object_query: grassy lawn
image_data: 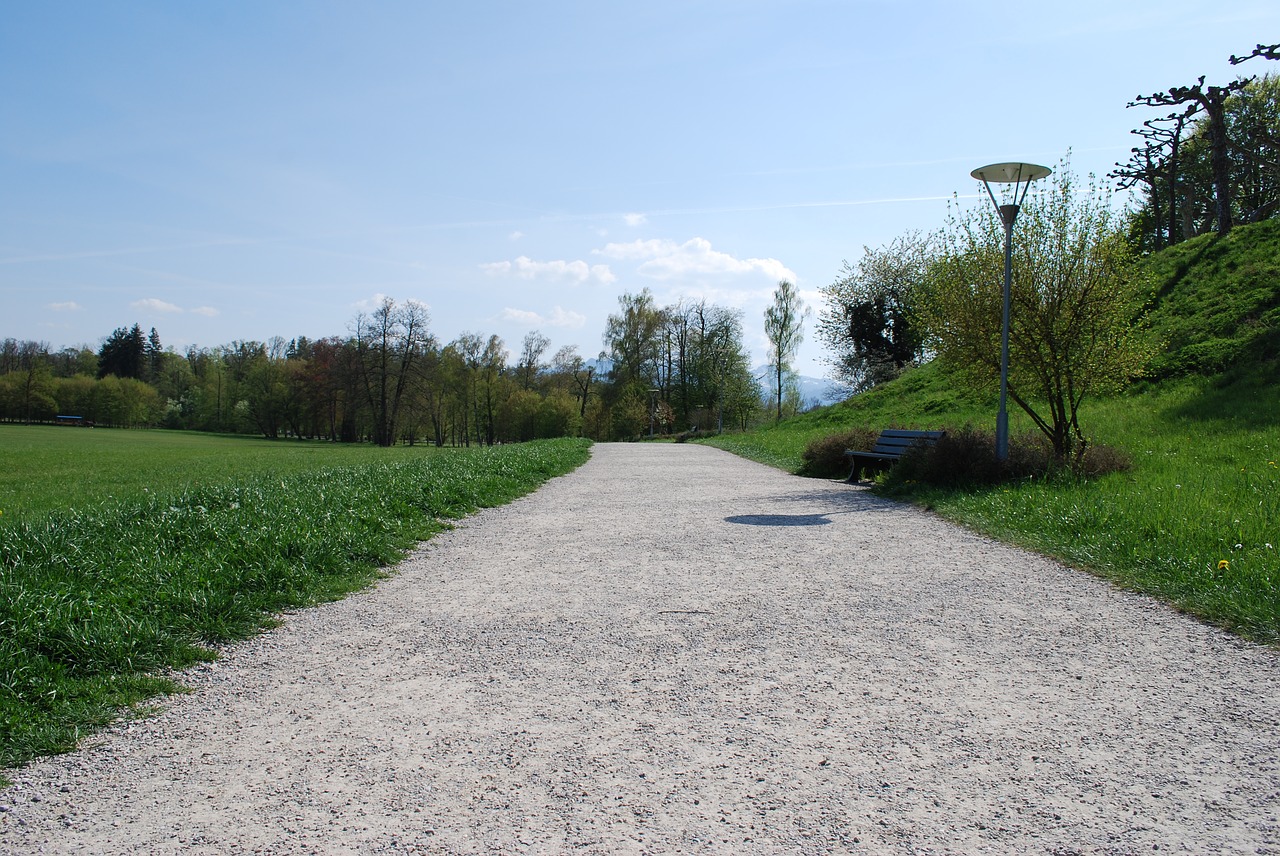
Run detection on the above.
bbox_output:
[0,425,437,522]
[701,368,1279,645]
[0,431,592,779]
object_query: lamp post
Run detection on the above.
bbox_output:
[970,162,1051,461]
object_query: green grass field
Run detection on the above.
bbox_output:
[0,430,592,779]
[0,426,441,522]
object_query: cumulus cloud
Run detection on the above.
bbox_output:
[480,256,615,285]
[509,231,524,240]
[131,297,183,313]
[623,212,648,226]
[47,301,82,312]
[191,306,220,317]
[595,237,796,282]
[500,306,587,329]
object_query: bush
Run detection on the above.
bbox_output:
[799,427,880,478]
[886,425,1129,488]
[674,428,717,443]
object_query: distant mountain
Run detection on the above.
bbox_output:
[754,365,852,408]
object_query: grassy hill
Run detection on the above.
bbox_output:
[701,219,1280,644]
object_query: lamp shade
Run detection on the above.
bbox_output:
[971,162,1052,183]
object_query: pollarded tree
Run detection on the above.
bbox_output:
[920,164,1155,464]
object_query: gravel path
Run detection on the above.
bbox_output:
[3,442,1278,854]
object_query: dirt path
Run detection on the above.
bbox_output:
[3,443,1278,854]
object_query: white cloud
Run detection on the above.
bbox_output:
[547,307,587,328]
[509,231,524,240]
[623,212,647,226]
[351,292,391,312]
[596,237,796,283]
[500,306,587,329]
[480,256,615,285]
[47,301,82,312]
[191,306,220,317]
[500,307,542,325]
[131,297,183,313]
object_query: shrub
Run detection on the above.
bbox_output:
[799,427,880,478]
[674,428,717,443]
[887,425,1129,488]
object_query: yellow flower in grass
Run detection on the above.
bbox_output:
[1217,559,1231,572]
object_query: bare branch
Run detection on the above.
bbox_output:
[1229,43,1280,65]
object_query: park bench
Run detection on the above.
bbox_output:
[844,429,946,483]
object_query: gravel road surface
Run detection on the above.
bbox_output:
[2,442,1278,854]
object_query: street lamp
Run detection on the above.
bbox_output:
[970,161,1051,462]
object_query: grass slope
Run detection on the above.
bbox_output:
[702,220,1280,645]
[1,436,591,778]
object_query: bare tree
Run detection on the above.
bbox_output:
[1130,74,1255,235]
[1110,107,1196,248]
[352,297,432,447]
[1230,43,1280,65]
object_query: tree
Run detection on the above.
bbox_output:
[817,233,930,391]
[1110,107,1196,249]
[550,345,596,426]
[145,327,163,383]
[763,279,808,422]
[603,289,664,391]
[97,324,146,379]
[920,165,1154,463]
[352,297,432,447]
[516,330,550,390]
[1130,73,1255,235]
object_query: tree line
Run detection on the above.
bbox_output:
[1,286,812,443]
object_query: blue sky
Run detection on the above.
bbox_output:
[3,2,1277,379]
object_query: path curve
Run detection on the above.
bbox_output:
[3,443,1278,854]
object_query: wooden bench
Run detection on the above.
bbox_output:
[844,429,945,483]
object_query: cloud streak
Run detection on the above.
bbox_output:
[500,306,587,329]
[131,297,183,313]
[481,256,615,285]
[596,237,796,283]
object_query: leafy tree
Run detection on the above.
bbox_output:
[0,342,56,423]
[763,279,808,422]
[817,233,930,391]
[97,324,146,379]
[603,289,664,391]
[550,345,597,427]
[920,165,1155,463]
[516,330,550,390]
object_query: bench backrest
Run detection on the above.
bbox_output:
[870,429,946,456]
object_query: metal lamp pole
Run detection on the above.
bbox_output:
[970,162,1051,461]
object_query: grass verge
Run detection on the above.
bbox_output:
[0,437,591,780]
